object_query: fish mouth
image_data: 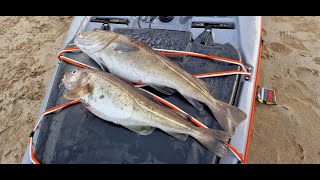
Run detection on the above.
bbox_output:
[74,37,93,46]
[62,76,74,90]
[75,31,118,55]
[74,37,105,55]
[74,32,100,46]
[62,74,90,91]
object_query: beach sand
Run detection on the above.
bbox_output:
[0,16,319,163]
[0,16,72,163]
[247,16,320,163]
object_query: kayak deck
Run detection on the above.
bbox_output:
[34,28,242,164]
[22,16,262,164]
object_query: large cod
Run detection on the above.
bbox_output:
[74,30,247,134]
[62,68,231,157]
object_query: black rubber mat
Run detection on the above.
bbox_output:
[34,28,241,164]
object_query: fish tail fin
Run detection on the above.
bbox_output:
[208,99,247,135]
[193,127,231,157]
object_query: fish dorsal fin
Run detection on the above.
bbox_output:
[149,85,176,95]
[166,131,189,141]
[123,125,155,136]
[64,84,91,100]
[113,42,139,52]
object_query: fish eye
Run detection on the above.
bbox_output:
[72,70,77,74]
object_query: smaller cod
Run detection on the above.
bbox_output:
[62,68,231,157]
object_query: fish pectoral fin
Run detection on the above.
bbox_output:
[114,42,139,52]
[183,96,204,110]
[137,89,163,106]
[124,125,155,136]
[149,85,176,95]
[196,78,210,92]
[64,84,91,100]
[88,53,108,72]
[98,59,107,71]
[166,131,189,141]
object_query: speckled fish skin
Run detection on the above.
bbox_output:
[62,68,231,157]
[74,30,247,135]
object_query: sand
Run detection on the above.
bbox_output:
[0,16,72,163]
[0,16,319,164]
[247,16,320,163]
